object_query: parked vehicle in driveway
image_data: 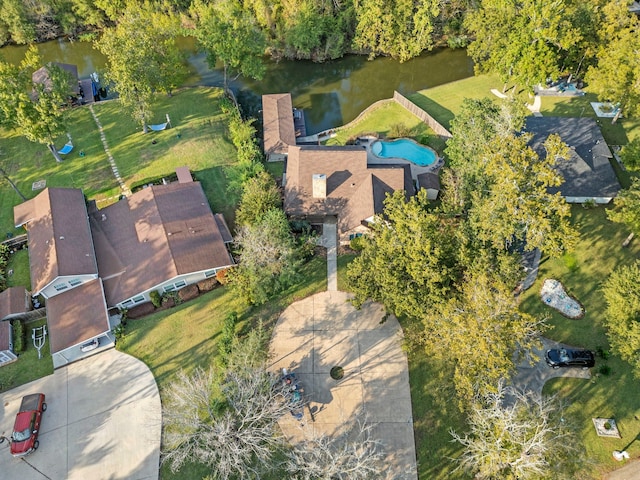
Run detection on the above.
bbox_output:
[545,348,595,369]
[10,393,46,457]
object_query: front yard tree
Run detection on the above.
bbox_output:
[347,189,460,319]
[432,268,545,404]
[191,0,266,93]
[451,384,583,479]
[285,417,387,479]
[602,261,640,377]
[0,46,71,163]
[230,208,300,305]
[584,1,640,124]
[96,4,187,133]
[162,327,290,480]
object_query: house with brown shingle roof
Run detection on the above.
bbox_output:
[13,169,234,367]
[262,93,297,162]
[0,287,30,367]
[285,145,414,243]
[90,180,235,309]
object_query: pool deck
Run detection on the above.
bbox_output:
[357,137,444,180]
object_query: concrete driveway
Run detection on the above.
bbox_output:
[0,348,160,480]
[269,291,417,480]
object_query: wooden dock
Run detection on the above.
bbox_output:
[293,108,306,138]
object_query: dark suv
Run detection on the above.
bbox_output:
[545,348,595,369]
[10,393,47,457]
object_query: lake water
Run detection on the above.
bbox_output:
[0,38,474,134]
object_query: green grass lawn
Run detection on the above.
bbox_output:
[117,256,327,480]
[325,101,447,153]
[6,248,30,290]
[0,318,53,392]
[0,87,236,235]
[519,205,640,478]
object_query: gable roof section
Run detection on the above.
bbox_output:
[90,181,233,306]
[14,188,98,295]
[45,278,110,354]
[285,146,413,233]
[525,117,620,200]
[0,287,28,321]
[262,93,296,155]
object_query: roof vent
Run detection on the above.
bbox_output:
[59,236,64,240]
[101,214,107,221]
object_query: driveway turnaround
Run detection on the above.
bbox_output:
[270,291,418,479]
[507,337,591,405]
[0,348,160,480]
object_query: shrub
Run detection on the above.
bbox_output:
[150,290,162,308]
[12,320,25,353]
[388,123,412,139]
[599,364,611,376]
[218,311,238,365]
[562,253,579,271]
[350,236,366,251]
[216,268,230,285]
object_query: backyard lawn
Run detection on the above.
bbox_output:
[0,87,237,235]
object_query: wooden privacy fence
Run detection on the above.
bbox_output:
[393,91,452,139]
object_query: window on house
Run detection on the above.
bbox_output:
[132,295,145,303]
[69,278,82,287]
[163,285,175,293]
[205,270,216,278]
[122,300,134,307]
[54,283,68,292]
[175,280,187,289]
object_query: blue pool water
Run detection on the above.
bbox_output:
[371,139,436,166]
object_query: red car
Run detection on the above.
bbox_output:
[10,393,46,457]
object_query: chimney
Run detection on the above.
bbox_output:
[312,174,326,198]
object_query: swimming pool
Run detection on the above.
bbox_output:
[371,139,437,167]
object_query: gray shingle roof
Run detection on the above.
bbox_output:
[525,117,620,199]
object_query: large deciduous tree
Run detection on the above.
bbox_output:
[451,384,583,479]
[96,4,187,133]
[191,0,266,92]
[162,327,291,479]
[602,261,640,377]
[465,0,581,91]
[0,46,72,163]
[584,0,640,124]
[445,97,577,256]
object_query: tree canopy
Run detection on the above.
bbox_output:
[0,46,72,162]
[602,261,640,377]
[96,3,187,132]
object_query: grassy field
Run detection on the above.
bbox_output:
[117,256,327,480]
[0,87,237,235]
[519,205,640,478]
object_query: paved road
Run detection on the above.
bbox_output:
[0,349,160,480]
[269,291,418,480]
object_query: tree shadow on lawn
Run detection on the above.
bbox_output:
[406,94,455,131]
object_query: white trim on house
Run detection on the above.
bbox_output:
[115,265,233,309]
[38,274,99,299]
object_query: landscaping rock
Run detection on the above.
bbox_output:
[178,285,199,302]
[127,302,156,319]
[196,277,218,292]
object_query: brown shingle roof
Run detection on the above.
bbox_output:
[0,287,28,321]
[284,146,413,233]
[46,278,110,353]
[262,93,296,155]
[90,181,234,306]
[14,188,98,295]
